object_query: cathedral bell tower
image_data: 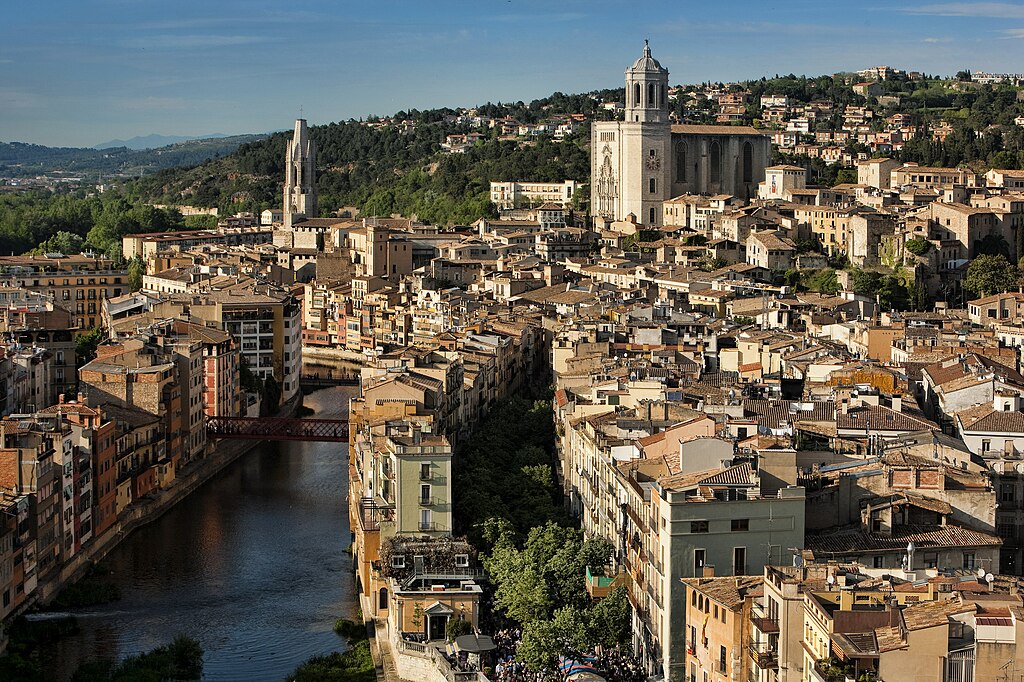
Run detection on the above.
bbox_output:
[283,118,317,231]
[625,40,669,124]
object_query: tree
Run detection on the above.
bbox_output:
[904,238,932,256]
[806,269,840,295]
[965,253,1019,297]
[127,257,145,292]
[588,586,632,650]
[955,70,972,82]
[485,522,613,624]
[75,328,104,366]
[445,617,473,642]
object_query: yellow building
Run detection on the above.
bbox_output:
[682,576,760,682]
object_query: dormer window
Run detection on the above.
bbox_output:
[391,555,406,569]
[455,554,470,568]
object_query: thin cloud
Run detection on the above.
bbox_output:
[903,3,1024,19]
[119,96,188,111]
[122,34,269,49]
[922,36,953,42]
[0,88,41,109]
[1003,27,1024,36]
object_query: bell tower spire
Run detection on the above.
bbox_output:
[283,118,317,232]
[625,42,669,124]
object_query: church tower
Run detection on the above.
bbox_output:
[283,118,317,232]
[591,42,672,226]
[625,41,669,124]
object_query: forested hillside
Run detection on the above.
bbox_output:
[126,96,602,225]
[0,135,267,178]
[4,76,1024,259]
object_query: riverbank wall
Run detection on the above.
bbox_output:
[31,393,302,608]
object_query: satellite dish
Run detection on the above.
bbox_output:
[827,575,836,585]
[985,573,994,583]
[977,567,986,579]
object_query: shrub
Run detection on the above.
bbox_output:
[445,618,473,642]
[905,237,932,256]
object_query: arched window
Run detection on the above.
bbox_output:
[742,141,754,184]
[710,141,722,185]
[675,142,687,183]
[633,83,641,108]
[648,83,655,108]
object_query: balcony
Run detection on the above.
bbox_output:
[417,521,446,532]
[419,496,437,507]
[750,645,779,670]
[751,615,779,634]
[585,566,622,599]
[357,497,394,531]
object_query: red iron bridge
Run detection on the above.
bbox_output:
[206,416,349,442]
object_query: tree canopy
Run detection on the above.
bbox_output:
[965,253,1020,297]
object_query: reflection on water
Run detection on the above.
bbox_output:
[50,387,360,682]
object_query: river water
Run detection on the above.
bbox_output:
[49,386,361,681]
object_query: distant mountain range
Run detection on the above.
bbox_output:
[0,134,269,178]
[94,133,232,150]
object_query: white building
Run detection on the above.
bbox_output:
[489,181,578,209]
[592,43,770,226]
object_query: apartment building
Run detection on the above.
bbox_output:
[153,282,301,407]
[490,180,578,209]
[0,254,128,329]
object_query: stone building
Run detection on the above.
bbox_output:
[592,43,770,226]
[277,118,318,244]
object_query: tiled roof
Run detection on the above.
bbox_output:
[682,576,763,610]
[901,597,973,631]
[744,399,835,428]
[701,462,754,485]
[957,407,1024,434]
[672,124,766,136]
[805,524,1002,555]
[873,626,905,653]
[658,462,754,491]
[837,405,937,433]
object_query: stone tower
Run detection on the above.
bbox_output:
[283,118,317,231]
[625,40,669,124]
[591,42,672,226]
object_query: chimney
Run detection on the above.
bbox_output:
[891,394,902,413]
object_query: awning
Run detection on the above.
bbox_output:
[455,634,497,653]
[558,656,601,678]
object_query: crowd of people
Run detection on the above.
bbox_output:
[591,650,646,682]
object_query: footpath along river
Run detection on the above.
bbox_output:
[48,386,361,681]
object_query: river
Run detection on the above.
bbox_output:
[49,386,361,681]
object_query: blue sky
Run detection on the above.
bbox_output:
[2,0,1022,147]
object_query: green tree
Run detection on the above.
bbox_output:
[806,269,840,295]
[485,522,612,624]
[127,257,145,292]
[588,586,632,650]
[965,253,1019,297]
[904,238,932,256]
[75,328,104,366]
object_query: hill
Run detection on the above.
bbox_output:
[94,133,233,150]
[124,93,614,225]
[0,134,269,179]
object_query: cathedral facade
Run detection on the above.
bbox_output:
[592,44,771,226]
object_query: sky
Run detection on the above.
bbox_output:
[2,0,1023,148]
